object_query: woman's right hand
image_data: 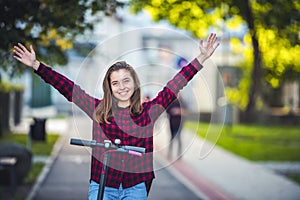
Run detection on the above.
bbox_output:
[13,43,40,70]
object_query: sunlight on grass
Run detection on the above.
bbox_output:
[185,121,300,161]
[0,133,60,155]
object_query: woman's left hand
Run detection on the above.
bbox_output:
[197,33,220,64]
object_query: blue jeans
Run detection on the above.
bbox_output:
[88,181,147,200]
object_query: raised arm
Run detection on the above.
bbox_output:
[148,33,220,119]
[13,43,99,119]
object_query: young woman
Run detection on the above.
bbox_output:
[13,33,219,200]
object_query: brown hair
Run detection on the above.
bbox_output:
[93,61,142,123]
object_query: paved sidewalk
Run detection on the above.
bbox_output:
[27,117,91,200]
[25,116,204,200]
[184,134,300,200]
[23,115,300,200]
[154,116,300,200]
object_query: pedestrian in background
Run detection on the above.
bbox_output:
[166,94,187,159]
[13,33,219,200]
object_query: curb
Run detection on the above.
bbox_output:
[25,134,67,200]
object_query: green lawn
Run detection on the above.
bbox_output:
[185,121,300,185]
[0,133,60,155]
[185,121,300,162]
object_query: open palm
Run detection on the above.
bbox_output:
[13,43,36,68]
[198,33,219,64]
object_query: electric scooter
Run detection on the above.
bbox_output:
[70,138,145,200]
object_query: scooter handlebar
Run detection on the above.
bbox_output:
[70,138,145,155]
[70,138,99,147]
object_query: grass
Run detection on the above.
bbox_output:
[0,132,60,199]
[287,174,300,185]
[185,121,300,162]
[185,121,300,185]
[24,162,45,184]
[0,133,60,155]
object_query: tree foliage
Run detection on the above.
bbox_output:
[130,0,300,121]
[0,0,124,79]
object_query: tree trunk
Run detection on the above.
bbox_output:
[242,0,263,122]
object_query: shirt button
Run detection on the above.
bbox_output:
[121,160,124,163]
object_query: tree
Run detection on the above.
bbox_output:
[0,0,124,79]
[129,0,300,122]
[0,0,124,135]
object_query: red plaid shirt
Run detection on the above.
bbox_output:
[35,58,202,193]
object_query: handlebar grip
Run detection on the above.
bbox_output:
[70,138,96,147]
[128,150,143,157]
[121,146,146,154]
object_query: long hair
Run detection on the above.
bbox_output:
[93,61,142,123]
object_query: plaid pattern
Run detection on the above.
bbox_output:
[35,58,202,192]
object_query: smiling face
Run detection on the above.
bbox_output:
[110,69,135,108]
[95,61,142,122]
